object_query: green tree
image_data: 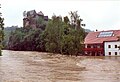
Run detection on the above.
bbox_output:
[0,4,4,56]
[69,11,85,29]
[64,16,69,24]
[44,15,64,53]
[44,13,85,55]
[62,26,85,56]
[7,11,86,56]
[8,28,25,50]
[36,16,46,30]
[8,27,46,51]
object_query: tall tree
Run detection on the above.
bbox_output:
[44,13,85,55]
[0,4,4,56]
[7,11,86,56]
[69,11,85,29]
[64,16,69,24]
[44,15,64,53]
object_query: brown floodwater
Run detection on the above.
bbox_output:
[0,50,120,82]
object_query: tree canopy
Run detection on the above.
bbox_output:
[7,11,86,56]
[0,4,4,56]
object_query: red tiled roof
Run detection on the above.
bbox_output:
[84,30,120,44]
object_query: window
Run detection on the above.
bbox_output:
[87,45,91,48]
[109,52,111,55]
[87,52,90,54]
[115,45,117,48]
[93,45,97,48]
[97,45,100,48]
[115,52,117,55]
[108,45,111,48]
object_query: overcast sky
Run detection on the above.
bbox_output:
[1,0,120,31]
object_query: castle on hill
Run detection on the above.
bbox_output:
[23,10,48,29]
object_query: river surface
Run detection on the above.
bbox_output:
[0,50,120,82]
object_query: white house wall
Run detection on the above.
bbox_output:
[104,41,120,56]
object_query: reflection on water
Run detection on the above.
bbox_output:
[0,50,120,82]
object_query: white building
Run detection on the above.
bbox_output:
[104,41,120,56]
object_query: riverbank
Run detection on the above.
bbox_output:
[0,50,120,82]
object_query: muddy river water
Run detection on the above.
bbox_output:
[0,50,120,82]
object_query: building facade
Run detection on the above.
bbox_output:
[84,43,104,56]
[84,30,120,56]
[104,41,120,56]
